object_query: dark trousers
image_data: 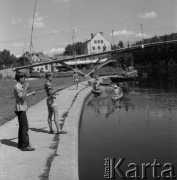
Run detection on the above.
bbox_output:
[15,111,30,148]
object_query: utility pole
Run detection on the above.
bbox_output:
[127,41,130,48]
[72,28,77,69]
[112,30,115,49]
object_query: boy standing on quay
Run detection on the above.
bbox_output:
[14,72,35,151]
[73,70,79,89]
[44,72,67,135]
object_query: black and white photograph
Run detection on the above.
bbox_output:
[0,0,177,179]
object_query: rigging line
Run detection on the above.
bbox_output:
[0,32,60,44]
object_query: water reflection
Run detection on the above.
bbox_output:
[79,73,177,180]
[87,96,123,118]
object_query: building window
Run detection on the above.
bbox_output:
[98,46,100,49]
[97,40,100,44]
[92,46,95,50]
[94,40,97,44]
[101,40,103,43]
[45,65,48,70]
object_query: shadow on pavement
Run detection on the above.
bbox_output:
[1,138,18,148]
[30,127,48,134]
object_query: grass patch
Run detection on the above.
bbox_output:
[0,76,78,126]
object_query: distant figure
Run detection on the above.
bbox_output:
[94,72,99,81]
[14,72,35,151]
[94,65,99,80]
[113,84,122,95]
[73,71,80,89]
[44,72,67,135]
[103,44,106,52]
[93,81,99,90]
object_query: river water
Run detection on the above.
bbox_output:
[79,73,177,180]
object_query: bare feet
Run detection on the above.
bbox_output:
[55,131,67,135]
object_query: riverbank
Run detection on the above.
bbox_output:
[0,80,92,180]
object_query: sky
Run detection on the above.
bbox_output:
[0,0,177,56]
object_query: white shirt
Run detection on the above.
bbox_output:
[14,82,27,111]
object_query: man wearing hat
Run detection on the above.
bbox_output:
[14,72,35,151]
[113,84,122,95]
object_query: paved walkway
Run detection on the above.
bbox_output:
[0,80,93,180]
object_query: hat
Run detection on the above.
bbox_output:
[15,72,26,81]
[114,85,118,88]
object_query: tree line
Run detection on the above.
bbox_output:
[0,49,31,70]
[132,33,177,67]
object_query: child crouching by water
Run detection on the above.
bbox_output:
[44,72,67,135]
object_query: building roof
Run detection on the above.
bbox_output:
[84,32,104,45]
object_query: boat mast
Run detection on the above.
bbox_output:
[112,30,115,49]
[140,24,145,49]
[72,28,77,69]
[140,24,144,43]
[30,0,38,56]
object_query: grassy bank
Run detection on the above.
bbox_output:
[0,66,125,126]
[0,76,76,126]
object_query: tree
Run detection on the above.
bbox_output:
[75,42,85,55]
[63,42,85,56]
[63,44,74,56]
[117,41,124,48]
[111,44,117,50]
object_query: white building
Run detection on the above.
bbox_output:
[31,52,52,72]
[84,32,112,55]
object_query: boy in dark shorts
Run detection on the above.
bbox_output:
[73,71,79,89]
[44,72,67,135]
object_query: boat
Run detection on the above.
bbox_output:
[111,92,123,100]
[92,89,103,95]
[125,68,138,77]
[100,78,112,86]
[110,75,135,82]
[110,68,138,83]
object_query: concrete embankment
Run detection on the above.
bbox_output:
[0,80,92,180]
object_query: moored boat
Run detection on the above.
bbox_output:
[100,78,112,86]
[125,69,138,77]
[92,89,103,95]
[110,75,135,82]
[110,68,138,83]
